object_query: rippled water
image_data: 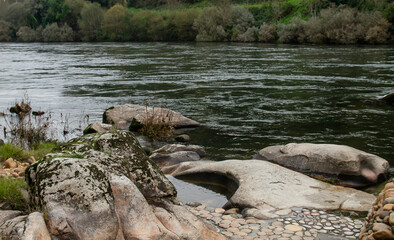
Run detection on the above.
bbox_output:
[0,42,393,165]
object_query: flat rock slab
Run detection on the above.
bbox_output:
[168,160,375,213]
[103,104,200,130]
[255,143,389,187]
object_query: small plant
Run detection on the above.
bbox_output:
[0,177,29,211]
[138,102,174,140]
[0,143,30,162]
[1,96,51,148]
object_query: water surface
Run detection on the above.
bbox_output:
[0,42,393,165]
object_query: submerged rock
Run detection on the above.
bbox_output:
[9,102,31,115]
[103,104,200,130]
[378,92,394,105]
[166,160,375,219]
[25,131,224,240]
[254,143,389,187]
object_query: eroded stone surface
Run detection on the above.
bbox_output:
[168,160,375,214]
[255,143,389,187]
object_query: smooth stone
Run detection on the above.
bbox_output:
[169,160,375,212]
[83,121,113,134]
[4,158,17,169]
[275,209,292,216]
[389,212,394,225]
[255,143,389,187]
[285,224,303,232]
[103,104,200,130]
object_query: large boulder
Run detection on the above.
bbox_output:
[103,104,200,130]
[165,160,376,219]
[26,131,225,240]
[254,143,389,187]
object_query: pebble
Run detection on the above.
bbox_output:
[184,205,364,239]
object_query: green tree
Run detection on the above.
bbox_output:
[79,2,104,41]
[102,4,132,41]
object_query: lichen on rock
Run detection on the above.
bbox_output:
[25,130,224,240]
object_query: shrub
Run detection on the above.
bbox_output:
[278,17,306,43]
[79,2,104,41]
[231,6,255,41]
[258,22,277,43]
[42,23,75,42]
[193,5,232,41]
[130,10,166,41]
[0,178,28,211]
[168,9,199,41]
[16,26,42,42]
[303,17,325,43]
[102,4,132,41]
[0,20,12,41]
[236,26,258,42]
[320,7,390,44]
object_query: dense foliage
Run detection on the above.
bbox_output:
[0,0,392,43]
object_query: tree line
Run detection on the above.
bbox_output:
[0,0,393,44]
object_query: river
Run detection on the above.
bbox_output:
[0,42,393,166]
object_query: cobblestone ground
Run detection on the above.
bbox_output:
[187,204,364,240]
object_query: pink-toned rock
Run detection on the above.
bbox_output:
[255,143,389,187]
[23,212,51,240]
[103,104,200,130]
[4,158,17,169]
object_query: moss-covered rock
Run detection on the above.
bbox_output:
[25,130,224,240]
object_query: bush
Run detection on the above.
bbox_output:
[42,23,75,42]
[0,178,28,211]
[102,4,132,41]
[168,9,199,41]
[0,20,12,41]
[193,5,232,41]
[303,17,325,43]
[258,22,277,43]
[321,7,390,44]
[130,10,166,41]
[79,2,104,41]
[231,6,255,41]
[16,26,42,42]
[278,17,306,43]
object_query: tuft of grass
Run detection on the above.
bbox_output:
[139,105,174,140]
[0,177,29,211]
[0,142,58,163]
[0,143,30,162]
[28,141,59,161]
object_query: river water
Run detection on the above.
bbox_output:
[0,42,393,166]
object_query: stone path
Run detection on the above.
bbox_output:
[186,203,364,240]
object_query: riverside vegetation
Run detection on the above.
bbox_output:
[0,0,392,44]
